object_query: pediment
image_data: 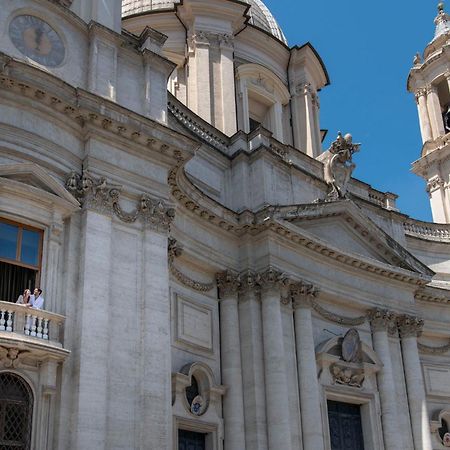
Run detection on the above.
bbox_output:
[0,163,79,207]
[277,200,433,276]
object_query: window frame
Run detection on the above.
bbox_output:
[0,217,43,278]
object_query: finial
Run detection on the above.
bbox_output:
[438,1,445,13]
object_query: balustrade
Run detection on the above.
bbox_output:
[0,300,64,345]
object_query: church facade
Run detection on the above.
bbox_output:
[0,1,450,449]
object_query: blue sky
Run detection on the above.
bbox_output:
[264,0,439,221]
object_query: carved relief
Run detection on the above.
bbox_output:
[66,170,175,232]
[0,346,29,368]
[330,364,365,388]
[255,267,290,290]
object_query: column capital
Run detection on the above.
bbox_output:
[238,270,257,294]
[255,267,290,292]
[368,308,397,333]
[294,82,314,97]
[291,282,319,309]
[426,84,438,95]
[426,175,445,194]
[397,315,424,338]
[415,87,427,103]
[216,270,240,299]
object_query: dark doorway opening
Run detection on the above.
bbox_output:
[178,429,206,450]
[328,400,364,450]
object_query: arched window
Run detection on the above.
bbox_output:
[0,373,33,450]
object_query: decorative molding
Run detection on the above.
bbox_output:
[310,300,366,326]
[167,238,215,292]
[216,270,240,299]
[418,340,450,354]
[397,315,424,338]
[415,287,450,304]
[66,170,175,232]
[51,0,73,6]
[189,31,234,49]
[426,176,445,195]
[415,87,427,102]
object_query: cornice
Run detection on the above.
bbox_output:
[0,54,199,166]
[415,286,450,304]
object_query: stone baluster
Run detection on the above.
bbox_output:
[291,282,325,450]
[0,310,5,331]
[368,309,401,450]
[43,318,49,340]
[238,271,268,450]
[217,270,246,450]
[257,268,292,450]
[398,315,432,450]
[6,309,13,332]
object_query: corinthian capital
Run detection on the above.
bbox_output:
[368,308,396,333]
[238,270,257,294]
[216,270,240,299]
[255,267,290,291]
[397,315,424,338]
[414,88,427,102]
[291,282,319,309]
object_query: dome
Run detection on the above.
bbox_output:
[122,0,288,44]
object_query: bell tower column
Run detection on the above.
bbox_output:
[415,88,433,143]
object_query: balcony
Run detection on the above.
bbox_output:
[0,301,69,366]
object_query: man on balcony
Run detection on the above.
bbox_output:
[30,288,44,310]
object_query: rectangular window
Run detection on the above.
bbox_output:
[178,430,206,450]
[0,219,43,302]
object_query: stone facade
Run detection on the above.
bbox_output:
[0,1,450,450]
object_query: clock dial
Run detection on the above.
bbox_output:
[9,15,65,67]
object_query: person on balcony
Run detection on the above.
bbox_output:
[30,288,44,310]
[16,289,31,305]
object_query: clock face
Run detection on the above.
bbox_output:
[9,15,65,67]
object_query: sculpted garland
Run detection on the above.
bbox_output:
[66,170,175,232]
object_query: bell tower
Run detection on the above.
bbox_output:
[408,2,450,223]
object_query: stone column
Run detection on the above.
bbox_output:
[415,88,433,143]
[257,268,292,450]
[187,31,212,123]
[312,91,322,154]
[238,272,268,450]
[141,209,175,450]
[398,315,432,450]
[291,283,325,450]
[217,270,246,450]
[427,176,450,223]
[426,85,445,139]
[368,309,401,450]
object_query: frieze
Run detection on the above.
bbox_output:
[66,170,175,232]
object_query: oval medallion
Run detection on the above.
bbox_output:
[342,328,361,363]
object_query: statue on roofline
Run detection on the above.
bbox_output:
[323,131,361,201]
